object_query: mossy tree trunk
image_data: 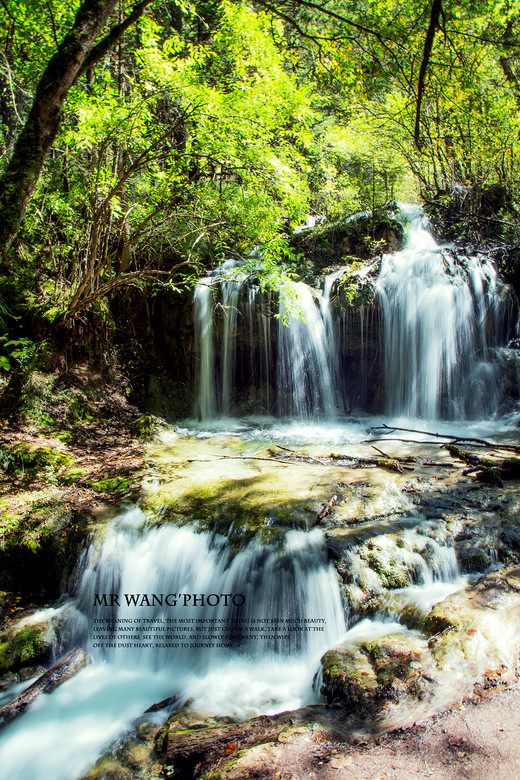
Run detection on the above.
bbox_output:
[0,0,154,257]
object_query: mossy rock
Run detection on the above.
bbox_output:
[289,209,405,283]
[54,431,74,444]
[0,623,51,672]
[334,267,377,307]
[132,415,157,440]
[362,633,427,684]
[58,467,86,486]
[87,477,134,494]
[8,443,74,474]
[142,475,315,552]
[67,395,97,422]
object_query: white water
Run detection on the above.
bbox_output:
[376,204,514,418]
[0,509,347,780]
[277,282,335,417]
[193,279,216,419]
[193,204,517,421]
[2,204,519,778]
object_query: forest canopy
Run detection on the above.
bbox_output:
[0,0,520,327]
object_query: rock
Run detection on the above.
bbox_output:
[58,466,86,485]
[0,671,19,691]
[289,210,405,282]
[319,567,520,731]
[18,665,46,682]
[87,477,134,494]
[0,613,56,673]
[6,442,74,475]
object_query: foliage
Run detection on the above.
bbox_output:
[1,0,520,331]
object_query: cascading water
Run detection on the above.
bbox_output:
[193,204,517,421]
[5,205,519,779]
[71,512,347,667]
[0,507,347,780]
[277,282,336,417]
[376,204,516,419]
[193,279,216,419]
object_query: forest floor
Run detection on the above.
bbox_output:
[215,681,520,780]
[0,366,149,618]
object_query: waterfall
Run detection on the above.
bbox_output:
[277,282,335,418]
[192,206,517,421]
[376,204,515,419]
[70,512,347,669]
[193,280,216,419]
[0,508,347,780]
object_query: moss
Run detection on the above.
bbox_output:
[88,477,134,494]
[0,624,48,671]
[132,415,157,440]
[55,431,74,444]
[67,395,96,422]
[142,473,318,553]
[58,467,86,486]
[8,443,74,474]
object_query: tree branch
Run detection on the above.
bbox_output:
[414,0,443,149]
[77,0,155,78]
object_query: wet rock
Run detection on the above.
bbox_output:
[455,543,491,573]
[0,612,57,674]
[500,527,520,552]
[319,567,520,730]
[18,665,46,682]
[0,671,19,691]
[332,528,455,610]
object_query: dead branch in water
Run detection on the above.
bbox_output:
[368,423,520,453]
[317,494,338,522]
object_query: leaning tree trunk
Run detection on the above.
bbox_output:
[0,0,154,256]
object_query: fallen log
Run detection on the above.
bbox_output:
[446,443,520,483]
[165,708,323,779]
[0,647,90,728]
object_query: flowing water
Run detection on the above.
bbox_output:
[194,204,518,420]
[376,204,516,418]
[1,205,520,778]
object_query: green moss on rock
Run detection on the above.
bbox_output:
[58,467,86,486]
[87,477,134,494]
[8,443,74,474]
[0,624,49,671]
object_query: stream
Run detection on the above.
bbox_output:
[1,205,519,779]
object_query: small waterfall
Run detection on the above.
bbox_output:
[193,280,216,419]
[221,281,242,413]
[69,509,347,673]
[277,282,335,417]
[321,269,347,412]
[376,204,516,419]
[192,206,518,421]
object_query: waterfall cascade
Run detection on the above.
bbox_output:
[2,205,519,780]
[194,205,518,421]
[376,204,516,418]
[70,512,347,668]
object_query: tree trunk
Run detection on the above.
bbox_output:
[0,0,154,257]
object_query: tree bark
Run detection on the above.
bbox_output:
[0,0,154,255]
[414,0,443,149]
